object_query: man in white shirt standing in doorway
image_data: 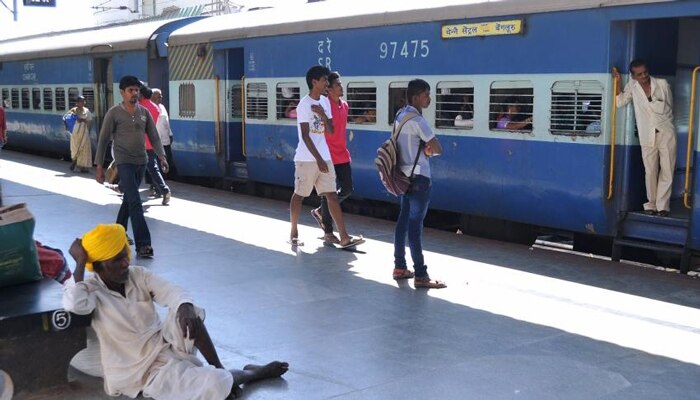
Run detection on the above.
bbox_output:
[614,59,676,217]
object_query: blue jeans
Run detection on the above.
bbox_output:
[116,163,151,248]
[394,175,431,278]
[146,150,170,196]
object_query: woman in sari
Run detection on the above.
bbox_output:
[67,96,93,172]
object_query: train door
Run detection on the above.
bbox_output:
[610,17,700,271]
[93,57,112,136]
[224,48,247,179]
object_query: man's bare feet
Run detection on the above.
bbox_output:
[243,361,289,379]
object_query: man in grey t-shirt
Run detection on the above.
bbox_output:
[95,75,168,258]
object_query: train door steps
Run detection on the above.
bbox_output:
[613,212,691,273]
[0,279,91,396]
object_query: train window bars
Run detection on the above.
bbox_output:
[55,88,66,111]
[43,88,53,111]
[550,80,603,136]
[489,81,534,132]
[178,83,196,118]
[230,84,242,119]
[11,89,19,109]
[436,82,474,130]
[32,88,41,110]
[1,89,8,108]
[275,83,300,120]
[346,83,377,125]
[21,88,30,110]
[82,88,95,112]
[388,82,408,125]
[68,88,79,109]
[246,82,268,120]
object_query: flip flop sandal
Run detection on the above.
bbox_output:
[393,268,415,280]
[310,208,326,231]
[414,278,447,289]
[339,236,365,249]
[287,238,304,246]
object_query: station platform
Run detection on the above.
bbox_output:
[1,150,700,400]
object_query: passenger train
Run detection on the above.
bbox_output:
[2,0,700,271]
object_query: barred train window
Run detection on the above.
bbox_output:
[68,88,79,108]
[275,83,300,120]
[246,82,268,120]
[32,88,41,110]
[436,81,474,129]
[1,89,8,108]
[178,83,196,118]
[43,88,53,111]
[55,88,66,111]
[82,88,95,112]
[550,81,603,135]
[489,81,533,132]
[230,84,242,119]
[346,83,376,125]
[388,82,408,125]
[11,89,19,109]
[21,88,30,109]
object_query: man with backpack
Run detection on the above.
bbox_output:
[392,79,446,289]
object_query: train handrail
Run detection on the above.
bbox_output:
[684,66,700,209]
[607,68,619,200]
[215,75,222,155]
[241,76,246,157]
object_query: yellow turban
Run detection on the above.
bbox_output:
[82,224,130,272]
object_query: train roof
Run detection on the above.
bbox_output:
[169,0,672,46]
[0,17,203,63]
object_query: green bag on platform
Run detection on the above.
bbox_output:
[0,203,42,287]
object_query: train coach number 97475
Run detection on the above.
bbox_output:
[379,40,430,60]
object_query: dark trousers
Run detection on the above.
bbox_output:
[146,150,170,196]
[116,163,151,248]
[164,143,177,178]
[394,175,431,278]
[320,162,353,234]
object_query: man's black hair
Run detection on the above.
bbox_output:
[328,71,341,87]
[119,75,142,90]
[140,85,153,99]
[629,59,647,73]
[406,79,430,105]
[306,65,331,89]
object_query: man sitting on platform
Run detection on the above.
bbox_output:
[62,224,288,399]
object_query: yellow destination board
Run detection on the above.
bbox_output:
[442,20,523,39]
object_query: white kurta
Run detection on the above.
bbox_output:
[63,266,233,399]
[156,104,172,146]
[616,76,677,212]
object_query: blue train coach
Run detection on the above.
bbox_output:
[0,17,202,156]
[166,0,700,271]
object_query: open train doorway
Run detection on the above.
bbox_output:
[92,57,112,136]
[225,48,246,180]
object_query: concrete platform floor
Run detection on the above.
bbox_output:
[2,150,700,400]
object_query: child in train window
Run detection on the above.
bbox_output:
[496,97,532,130]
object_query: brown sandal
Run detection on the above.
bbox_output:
[393,268,415,280]
[414,277,447,289]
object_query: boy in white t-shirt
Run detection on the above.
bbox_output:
[289,66,364,248]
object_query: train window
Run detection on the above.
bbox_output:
[489,81,533,132]
[388,82,408,125]
[11,89,19,109]
[68,88,79,108]
[32,88,41,110]
[21,88,30,110]
[179,83,196,118]
[43,88,53,111]
[82,88,95,112]
[436,82,474,130]
[276,83,300,120]
[1,89,8,108]
[346,83,377,125]
[246,82,268,120]
[55,88,66,111]
[550,81,603,136]
[230,84,242,118]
